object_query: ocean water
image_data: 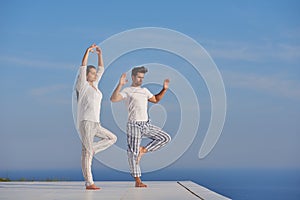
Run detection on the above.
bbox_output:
[1,168,299,200]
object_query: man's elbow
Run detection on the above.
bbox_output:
[110,96,116,102]
[149,98,159,104]
[110,96,115,102]
[152,99,159,104]
[110,95,122,102]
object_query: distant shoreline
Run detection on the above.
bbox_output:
[0,177,70,182]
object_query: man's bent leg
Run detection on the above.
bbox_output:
[144,122,171,152]
[136,146,147,165]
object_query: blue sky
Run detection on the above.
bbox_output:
[0,0,299,173]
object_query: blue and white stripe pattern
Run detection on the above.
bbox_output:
[127,120,171,177]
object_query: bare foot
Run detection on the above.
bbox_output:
[86,184,100,190]
[135,182,147,187]
[134,177,147,188]
[136,146,147,164]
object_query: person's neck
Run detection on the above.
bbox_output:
[131,84,141,87]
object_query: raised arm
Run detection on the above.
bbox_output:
[148,79,170,103]
[110,73,128,102]
[82,44,96,66]
[94,46,105,85]
[77,44,96,91]
[95,46,104,67]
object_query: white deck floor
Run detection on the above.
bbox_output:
[0,181,231,200]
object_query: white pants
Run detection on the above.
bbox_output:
[79,120,117,186]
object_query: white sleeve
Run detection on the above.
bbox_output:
[94,66,104,85]
[144,88,154,99]
[120,88,128,99]
[76,66,87,91]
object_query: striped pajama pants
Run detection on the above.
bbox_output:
[127,120,171,177]
[79,120,117,186]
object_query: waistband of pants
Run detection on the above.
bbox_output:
[127,119,151,125]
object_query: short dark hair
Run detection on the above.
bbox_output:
[86,65,96,76]
[131,66,148,76]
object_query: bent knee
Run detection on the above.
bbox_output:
[166,134,171,143]
[162,133,171,144]
[111,135,117,144]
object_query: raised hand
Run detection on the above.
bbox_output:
[110,73,128,102]
[95,46,102,55]
[82,44,97,66]
[119,73,128,86]
[163,79,170,90]
[88,44,97,53]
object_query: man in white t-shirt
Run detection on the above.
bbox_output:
[110,66,171,187]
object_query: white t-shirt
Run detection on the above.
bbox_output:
[76,65,104,123]
[120,86,154,121]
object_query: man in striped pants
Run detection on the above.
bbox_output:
[110,66,171,187]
